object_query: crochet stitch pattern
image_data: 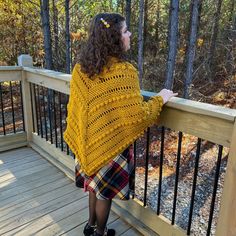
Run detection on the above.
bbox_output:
[64,57,163,176]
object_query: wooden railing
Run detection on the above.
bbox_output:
[0,60,235,236]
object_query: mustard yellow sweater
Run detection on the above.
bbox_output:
[64,58,163,176]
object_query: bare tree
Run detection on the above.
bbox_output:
[208,0,223,79]
[138,0,145,88]
[52,0,59,70]
[143,0,148,48]
[40,0,53,69]
[65,0,71,73]
[120,0,125,15]
[183,0,201,98]
[232,5,236,47]
[164,0,179,90]
[125,0,131,30]
[233,14,236,74]
[228,0,236,77]
[154,0,161,55]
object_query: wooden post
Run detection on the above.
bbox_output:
[18,55,34,143]
[216,120,236,236]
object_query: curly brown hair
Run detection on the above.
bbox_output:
[79,13,126,77]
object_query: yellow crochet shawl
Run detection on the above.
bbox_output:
[64,58,163,176]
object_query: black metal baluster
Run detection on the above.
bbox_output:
[0,82,6,135]
[172,131,183,225]
[33,84,40,135]
[59,92,64,151]
[29,83,35,132]
[143,127,150,206]
[206,145,223,236]
[53,90,58,147]
[47,89,53,143]
[42,87,48,141]
[19,81,25,131]
[132,141,137,199]
[65,94,69,155]
[9,81,16,133]
[157,126,165,215]
[37,85,43,138]
[187,138,202,235]
[144,127,151,206]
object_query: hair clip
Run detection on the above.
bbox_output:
[100,18,110,28]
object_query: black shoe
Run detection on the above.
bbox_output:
[105,228,116,236]
[93,228,116,236]
[83,223,96,236]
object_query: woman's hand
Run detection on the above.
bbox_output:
[158,89,178,104]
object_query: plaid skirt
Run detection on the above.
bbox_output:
[75,146,135,200]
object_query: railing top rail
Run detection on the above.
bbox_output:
[23,67,71,83]
[1,66,235,123]
[142,91,236,122]
[168,97,236,122]
[0,66,23,82]
[0,66,22,71]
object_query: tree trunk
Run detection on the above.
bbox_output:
[233,15,236,75]
[154,0,161,55]
[52,0,59,70]
[110,0,113,10]
[229,2,236,77]
[121,0,125,15]
[197,1,202,32]
[229,1,235,47]
[138,0,145,89]
[40,0,53,69]
[143,0,148,50]
[116,0,120,12]
[229,0,235,23]
[208,0,223,78]
[125,0,131,30]
[183,0,201,98]
[65,0,71,73]
[164,0,179,90]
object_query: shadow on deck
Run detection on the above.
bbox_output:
[0,147,142,236]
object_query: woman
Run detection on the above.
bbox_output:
[64,13,177,236]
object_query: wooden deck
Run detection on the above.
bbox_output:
[0,147,142,236]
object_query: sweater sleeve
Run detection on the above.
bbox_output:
[124,62,164,125]
[142,95,164,124]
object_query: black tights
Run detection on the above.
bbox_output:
[88,191,112,235]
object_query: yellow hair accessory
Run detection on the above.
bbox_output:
[100,18,110,28]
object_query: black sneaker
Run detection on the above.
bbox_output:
[104,228,116,236]
[93,228,116,236]
[83,223,96,236]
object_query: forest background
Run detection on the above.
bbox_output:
[0,0,235,107]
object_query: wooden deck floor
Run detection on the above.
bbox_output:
[0,147,142,236]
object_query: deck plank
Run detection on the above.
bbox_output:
[0,154,42,169]
[107,217,133,235]
[0,177,72,211]
[0,162,51,183]
[0,158,49,177]
[32,207,89,236]
[0,167,60,190]
[121,228,142,236]
[0,147,142,236]
[62,211,119,236]
[3,197,88,236]
[0,190,85,234]
[0,183,76,221]
[0,148,35,161]
[0,172,65,200]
